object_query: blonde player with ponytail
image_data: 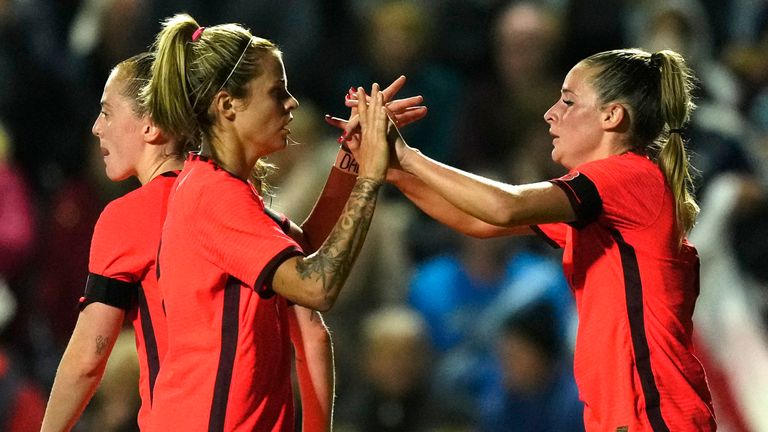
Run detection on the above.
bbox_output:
[142,12,424,432]
[372,48,716,431]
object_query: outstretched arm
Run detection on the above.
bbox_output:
[324,104,531,238]
[390,137,575,228]
[41,304,125,432]
[387,168,533,237]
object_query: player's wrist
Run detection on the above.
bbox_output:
[398,146,420,172]
[334,146,359,176]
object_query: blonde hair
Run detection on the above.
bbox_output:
[142,13,280,186]
[114,52,154,118]
[582,48,699,238]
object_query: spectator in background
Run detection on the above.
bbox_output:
[409,234,518,353]
[338,1,463,164]
[478,299,583,432]
[408,227,571,421]
[452,1,564,182]
[335,306,462,432]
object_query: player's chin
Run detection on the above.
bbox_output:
[105,168,130,182]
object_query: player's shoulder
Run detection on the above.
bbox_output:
[97,188,143,227]
[578,152,663,188]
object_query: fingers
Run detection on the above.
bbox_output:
[360,83,384,129]
[392,106,428,127]
[330,107,424,139]
[323,114,347,130]
[386,95,423,112]
[381,75,406,103]
[356,87,368,126]
[335,84,424,145]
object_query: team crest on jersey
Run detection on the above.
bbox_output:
[559,171,580,182]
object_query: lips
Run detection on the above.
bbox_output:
[100,147,109,156]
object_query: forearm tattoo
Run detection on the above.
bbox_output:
[296,177,381,293]
[95,335,109,355]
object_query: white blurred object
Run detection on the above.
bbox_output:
[0,277,17,333]
[691,175,768,432]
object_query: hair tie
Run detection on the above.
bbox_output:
[669,128,684,134]
[192,26,206,42]
[650,52,662,69]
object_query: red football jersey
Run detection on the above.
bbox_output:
[148,154,303,432]
[85,171,177,430]
[533,152,716,431]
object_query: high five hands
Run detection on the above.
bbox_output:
[324,75,427,168]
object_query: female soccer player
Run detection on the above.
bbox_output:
[142,13,414,431]
[364,49,717,431]
[40,52,184,432]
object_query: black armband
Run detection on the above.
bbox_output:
[78,273,138,311]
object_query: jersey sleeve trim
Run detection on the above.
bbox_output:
[263,207,291,234]
[253,246,305,298]
[530,225,562,249]
[550,172,602,228]
[78,273,138,311]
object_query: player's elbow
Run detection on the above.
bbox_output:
[58,355,106,383]
[284,283,338,312]
[305,290,337,312]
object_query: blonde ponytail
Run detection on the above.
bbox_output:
[142,14,200,146]
[653,50,699,238]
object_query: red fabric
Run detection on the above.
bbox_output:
[7,384,46,432]
[0,350,46,432]
[535,153,716,431]
[149,155,301,431]
[87,172,177,430]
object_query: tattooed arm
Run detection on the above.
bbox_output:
[271,84,389,311]
[41,303,124,431]
[273,177,382,311]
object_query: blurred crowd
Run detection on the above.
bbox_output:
[1,0,767,431]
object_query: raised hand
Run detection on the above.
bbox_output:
[356,84,389,182]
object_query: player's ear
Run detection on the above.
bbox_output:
[213,90,237,121]
[601,102,627,132]
[143,118,165,144]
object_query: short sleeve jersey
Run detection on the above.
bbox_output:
[532,152,716,431]
[148,154,303,432]
[83,171,177,430]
